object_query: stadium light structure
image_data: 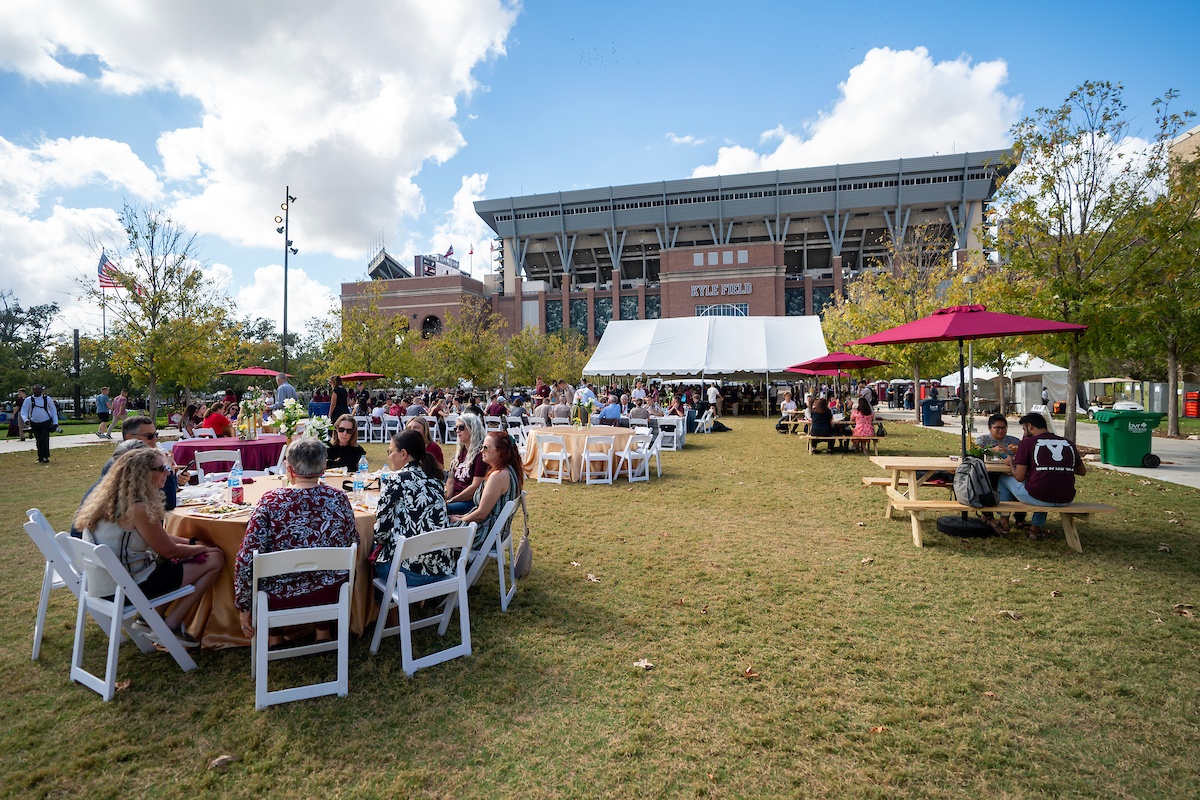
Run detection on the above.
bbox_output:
[274,188,298,374]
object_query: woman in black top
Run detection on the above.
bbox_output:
[808,396,839,452]
[329,375,350,421]
[326,413,367,470]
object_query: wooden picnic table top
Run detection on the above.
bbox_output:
[869,456,1008,472]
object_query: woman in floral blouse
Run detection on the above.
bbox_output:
[372,430,451,585]
[235,438,358,642]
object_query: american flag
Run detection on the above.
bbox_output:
[443,245,454,258]
[97,253,120,288]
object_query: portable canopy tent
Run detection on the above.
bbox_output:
[582,317,828,381]
[939,353,1069,409]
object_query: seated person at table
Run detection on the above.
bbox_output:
[75,448,224,647]
[179,403,202,439]
[629,398,651,422]
[354,395,371,416]
[326,413,367,471]
[850,397,876,452]
[387,397,403,417]
[450,430,524,549]
[531,397,554,424]
[598,395,623,424]
[370,400,386,424]
[371,430,450,584]
[406,416,445,477]
[807,397,841,452]
[202,402,235,438]
[646,397,666,417]
[407,396,428,416]
[508,397,530,426]
[234,439,358,644]
[445,412,487,515]
[551,392,572,421]
[666,396,686,417]
[993,413,1086,541]
[776,391,798,433]
[976,413,1021,456]
[485,394,508,418]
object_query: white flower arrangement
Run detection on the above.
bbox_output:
[303,412,331,444]
[272,397,308,439]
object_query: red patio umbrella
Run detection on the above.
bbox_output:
[849,304,1086,536]
[340,371,387,381]
[220,366,289,378]
[786,352,892,395]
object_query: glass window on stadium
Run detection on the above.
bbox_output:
[594,296,612,338]
[569,298,588,335]
[695,303,749,317]
[812,285,837,318]
[785,287,806,316]
[619,295,638,320]
[645,295,661,319]
[546,299,562,334]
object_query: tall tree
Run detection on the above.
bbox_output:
[505,326,555,387]
[548,329,594,385]
[79,205,230,414]
[419,296,507,388]
[0,290,61,395]
[992,82,1184,440]
[321,283,416,383]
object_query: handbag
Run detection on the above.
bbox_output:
[512,494,533,580]
[874,421,887,437]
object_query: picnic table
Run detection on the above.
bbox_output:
[867,456,1009,519]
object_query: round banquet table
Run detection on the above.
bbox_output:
[165,475,379,649]
[521,425,635,482]
[171,434,288,472]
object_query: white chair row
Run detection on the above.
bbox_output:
[535,432,663,485]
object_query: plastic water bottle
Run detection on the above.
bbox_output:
[353,455,368,501]
[228,463,244,505]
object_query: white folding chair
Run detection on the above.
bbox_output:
[535,434,568,484]
[424,416,440,441]
[614,433,653,483]
[194,449,243,483]
[657,416,683,451]
[439,495,522,633]
[380,414,401,442]
[646,431,665,477]
[24,509,80,660]
[369,525,475,677]
[56,533,196,701]
[194,427,218,439]
[354,416,371,441]
[550,416,571,427]
[250,544,357,710]
[441,413,458,444]
[695,409,715,434]
[367,415,385,443]
[266,443,289,475]
[484,415,504,432]
[582,435,615,485]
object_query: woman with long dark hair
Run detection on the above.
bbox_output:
[371,430,450,584]
[329,375,350,422]
[326,413,367,471]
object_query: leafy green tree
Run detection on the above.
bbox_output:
[419,296,507,387]
[322,282,416,384]
[0,290,61,397]
[548,330,594,385]
[991,81,1186,440]
[79,204,231,414]
[505,327,557,387]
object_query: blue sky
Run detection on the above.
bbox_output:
[1,0,1197,337]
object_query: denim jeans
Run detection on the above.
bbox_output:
[374,560,447,587]
[447,500,475,516]
[996,474,1068,528]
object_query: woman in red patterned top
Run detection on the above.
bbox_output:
[235,438,358,643]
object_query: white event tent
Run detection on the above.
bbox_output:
[940,353,1069,410]
[583,316,828,382]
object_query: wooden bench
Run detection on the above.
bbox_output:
[805,435,881,455]
[861,476,951,489]
[885,487,1118,552]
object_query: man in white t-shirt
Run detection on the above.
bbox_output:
[706,384,721,416]
[631,381,647,401]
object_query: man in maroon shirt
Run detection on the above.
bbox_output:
[996,412,1087,540]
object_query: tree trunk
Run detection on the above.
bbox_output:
[912,365,922,423]
[1065,351,1079,442]
[147,370,158,426]
[1167,343,1180,437]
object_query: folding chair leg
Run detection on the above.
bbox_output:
[32,562,54,660]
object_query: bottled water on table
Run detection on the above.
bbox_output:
[228,462,244,504]
[353,455,368,501]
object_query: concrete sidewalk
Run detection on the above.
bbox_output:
[0,431,118,457]
[877,408,1200,490]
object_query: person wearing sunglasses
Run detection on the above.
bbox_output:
[326,413,367,471]
[448,430,525,549]
[371,430,450,585]
[445,412,487,515]
[75,447,225,647]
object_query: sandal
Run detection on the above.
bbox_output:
[984,518,1009,535]
[1027,527,1045,541]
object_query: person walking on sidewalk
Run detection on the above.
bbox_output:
[21,384,59,463]
[12,387,28,441]
[95,386,113,438]
[110,388,129,429]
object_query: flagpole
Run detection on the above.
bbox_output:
[102,287,106,339]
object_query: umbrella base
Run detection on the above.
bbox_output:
[936,515,995,538]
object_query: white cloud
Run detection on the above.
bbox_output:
[406,172,495,278]
[0,135,162,214]
[667,132,707,146]
[234,264,337,332]
[0,1,519,258]
[692,47,1021,176]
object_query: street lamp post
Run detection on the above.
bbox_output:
[275,188,298,374]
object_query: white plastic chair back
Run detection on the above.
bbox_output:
[658,416,682,450]
[646,431,665,477]
[24,509,80,660]
[56,533,196,701]
[354,415,370,441]
[582,435,615,485]
[194,427,218,439]
[194,449,243,483]
[368,524,475,677]
[442,493,522,631]
[442,413,458,443]
[615,433,653,483]
[535,433,567,484]
[484,415,504,432]
[250,544,357,710]
[550,417,570,426]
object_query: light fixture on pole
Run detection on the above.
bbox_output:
[274,189,298,375]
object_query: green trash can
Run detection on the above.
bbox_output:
[1093,409,1165,468]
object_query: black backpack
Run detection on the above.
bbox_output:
[954,457,997,508]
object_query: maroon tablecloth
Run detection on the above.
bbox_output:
[171,435,287,472]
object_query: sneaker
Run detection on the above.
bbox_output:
[133,619,200,648]
[96,431,105,439]
[104,433,113,439]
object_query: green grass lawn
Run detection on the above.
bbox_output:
[4,419,1199,798]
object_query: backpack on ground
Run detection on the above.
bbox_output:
[954,457,997,508]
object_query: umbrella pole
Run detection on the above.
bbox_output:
[959,338,968,458]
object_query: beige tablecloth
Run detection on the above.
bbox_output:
[521,425,635,482]
[165,475,379,649]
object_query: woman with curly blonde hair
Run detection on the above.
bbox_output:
[74,447,224,646]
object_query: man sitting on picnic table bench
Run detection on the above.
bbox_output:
[990,412,1086,541]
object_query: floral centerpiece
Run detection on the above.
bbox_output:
[304,414,331,445]
[238,388,268,440]
[572,398,596,427]
[272,397,308,441]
